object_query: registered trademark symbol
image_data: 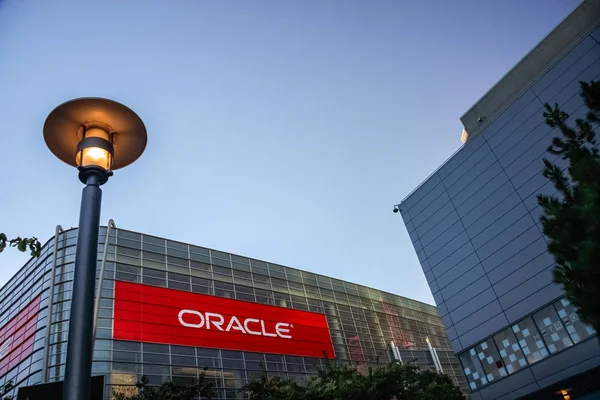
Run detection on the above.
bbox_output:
[290,324,294,329]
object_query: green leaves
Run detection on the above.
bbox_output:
[242,373,302,400]
[242,361,464,400]
[0,233,42,258]
[112,362,464,400]
[538,80,600,336]
[0,381,13,400]
[543,102,569,128]
[113,370,214,400]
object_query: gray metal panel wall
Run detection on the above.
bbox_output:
[400,27,600,352]
[399,24,600,398]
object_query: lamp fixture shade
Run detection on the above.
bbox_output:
[44,98,147,170]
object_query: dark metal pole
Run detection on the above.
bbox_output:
[63,173,103,400]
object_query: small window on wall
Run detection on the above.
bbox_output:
[473,339,508,384]
[459,350,486,390]
[512,317,549,365]
[214,281,234,298]
[493,328,527,374]
[553,298,596,343]
[532,305,573,354]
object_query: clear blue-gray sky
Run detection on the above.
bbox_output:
[0,0,582,304]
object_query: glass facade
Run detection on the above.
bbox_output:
[0,227,466,399]
[458,298,595,391]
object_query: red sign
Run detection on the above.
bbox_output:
[0,295,41,375]
[114,281,335,358]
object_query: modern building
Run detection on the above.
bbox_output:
[0,223,466,399]
[396,1,600,399]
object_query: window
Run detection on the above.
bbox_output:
[301,272,317,286]
[459,348,487,390]
[197,347,220,368]
[274,292,290,308]
[142,268,166,287]
[116,264,140,283]
[457,297,597,391]
[143,251,166,270]
[171,355,196,366]
[222,358,244,369]
[211,255,231,268]
[143,235,165,254]
[167,256,189,268]
[214,282,234,298]
[285,269,302,283]
[233,270,251,280]
[511,317,549,365]
[255,289,274,305]
[473,339,507,384]
[118,231,142,250]
[190,260,210,272]
[493,327,527,374]
[168,271,191,291]
[191,276,212,295]
[143,343,169,353]
[166,240,188,258]
[553,298,596,344]
[532,305,573,354]
[113,351,141,363]
[190,251,210,264]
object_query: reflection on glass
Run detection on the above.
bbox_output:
[459,349,486,390]
[553,298,596,344]
[512,317,548,365]
[532,305,573,354]
[473,339,507,384]
[493,327,527,374]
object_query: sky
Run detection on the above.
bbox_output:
[0,0,582,304]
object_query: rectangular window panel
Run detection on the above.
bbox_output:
[190,261,210,271]
[168,272,190,283]
[143,251,165,262]
[197,356,220,369]
[532,305,573,354]
[171,345,195,356]
[511,317,548,365]
[143,268,166,287]
[222,358,244,369]
[236,292,255,302]
[553,298,596,344]
[493,327,528,374]
[143,353,170,364]
[171,355,196,366]
[191,284,211,295]
[169,281,191,291]
[459,349,487,390]
[473,339,508,384]
[142,236,165,254]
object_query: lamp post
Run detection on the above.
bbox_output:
[44,98,147,400]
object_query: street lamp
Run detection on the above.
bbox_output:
[44,98,147,400]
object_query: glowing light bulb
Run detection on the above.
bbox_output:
[87,147,106,160]
[75,128,113,170]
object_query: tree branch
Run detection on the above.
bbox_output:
[0,233,42,258]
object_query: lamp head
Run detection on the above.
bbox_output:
[393,206,399,213]
[44,98,147,184]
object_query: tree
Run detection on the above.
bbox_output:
[242,373,298,400]
[298,362,371,400]
[113,372,214,400]
[0,233,41,257]
[242,361,464,400]
[538,80,600,334]
[0,381,14,400]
